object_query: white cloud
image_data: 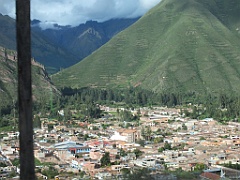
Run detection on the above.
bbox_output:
[0,0,161,27]
[0,0,15,17]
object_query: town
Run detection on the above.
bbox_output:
[0,105,240,179]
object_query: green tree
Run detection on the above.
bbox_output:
[133,149,143,159]
[145,126,152,141]
[116,154,120,159]
[123,168,153,180]
[0,162,7,167]
[100,152,111,167]
[0,116,10,127]
[182,123,187,130]
[42,167,59,179]
[164,142,172,150]
[154,137,164,144]
[11,158,20,166]
[121,168,130,175]
[33,116,41,128]
[158,147,164,153]
[141,127,146,140]
[119,110,133,122]
[120,148,127,157]
[136,139,145,147]
[84,134,89,141]
[194,163,205,171]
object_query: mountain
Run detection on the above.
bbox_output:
[52,0,240,95]
[31,18,139,66]
[0,46,59,112]
[0,14,79,74]
[0,13,138,74]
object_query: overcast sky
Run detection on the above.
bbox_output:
[0,0,161,28]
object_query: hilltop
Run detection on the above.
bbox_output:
[52,0,240,95]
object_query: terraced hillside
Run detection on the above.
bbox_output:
[52,0,240,94]
[0,46,59,111]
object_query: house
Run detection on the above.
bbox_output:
[71,158,85,169]
[54,148,74,162]
[94,171,112,180]
[82,162,101,177]
[150,117,169,124]
[111,165,125,171]
[135,158,156,167]
[54,141,91,155]
[200,172,221,180]
[165,162,179,169]
[89,150,103,160]
[115,129,141,143]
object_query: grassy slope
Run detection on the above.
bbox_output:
[52,0,240,94]
[0,47,59,110]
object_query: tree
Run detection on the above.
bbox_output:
[164,142,172,150]
[84,134,89,141]
[33,116,41,128]
[64,107,72,121]
[141,127,147,140]
[0,116,10,127]
[0,162,7,167]
[123,168,153,180]
[194,163,205,171]
[145,126,152,141]
[100,152,111,167]
[136,139,145,147]
[158,147,164,153]
[121,168,130,175]
[101,124,108,130]
[116,154,120,159]
[42,167,59,179]
[120,148,127,157]
[11,158,20,167]
[119,110,134,122]
[182,123,187,130]
[82,103,102,119]
[133,149,143,159]
[154,137,164,144]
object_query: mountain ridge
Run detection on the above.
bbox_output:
[0,14,138,74]
[52,0,240,94]
[0,14,79,74]
[32,18,139,64]
[0,46,59,112]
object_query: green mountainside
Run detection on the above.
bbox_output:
[52,0,240,95]
[0,46,59,112]
[33,18,139,63]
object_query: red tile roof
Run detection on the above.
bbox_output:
[200,172,220,180]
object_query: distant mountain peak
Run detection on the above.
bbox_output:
[78,28,102,39]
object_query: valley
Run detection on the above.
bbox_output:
[0,0,240,179]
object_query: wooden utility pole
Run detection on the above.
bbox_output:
[16,0,35,179]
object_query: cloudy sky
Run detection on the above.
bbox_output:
[0,0,161,28]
